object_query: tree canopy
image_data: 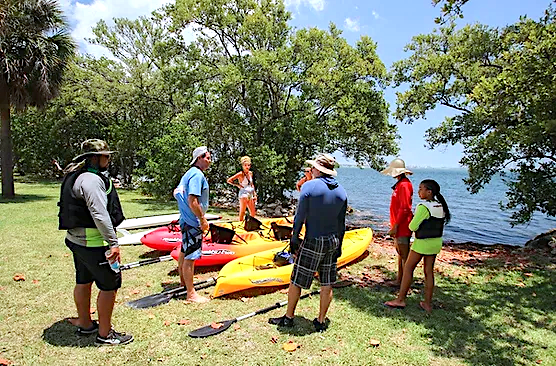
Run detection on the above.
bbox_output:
[432,0,469,23]
[0,0,75,198]
[11,0,396,201]
[393,7,556,224]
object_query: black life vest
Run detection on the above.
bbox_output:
[415,201,445,239]
[58,168,125,230]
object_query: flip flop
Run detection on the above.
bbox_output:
[419,301,432,314]
[383,302,406,309]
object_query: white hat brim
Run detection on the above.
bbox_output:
[380,166,413,177]
[306,159,337,177]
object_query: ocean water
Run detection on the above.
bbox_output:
[334,167,556,246]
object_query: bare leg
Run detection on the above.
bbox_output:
[395,239,410,284]
[177,251,185,287]
[285,283,302,318]
[246,198,256,217]
[72,283,93,328]
[421,255,436,313]
[384,250,423,307]
[182,259,209,303]
[239,197,248,221]
[97,289,117,337]
[318,285,333,322]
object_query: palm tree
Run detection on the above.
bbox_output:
[0,0,75,198]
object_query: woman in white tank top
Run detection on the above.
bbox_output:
[226,156,257,221]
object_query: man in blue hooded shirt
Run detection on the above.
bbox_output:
[269,154,347,332]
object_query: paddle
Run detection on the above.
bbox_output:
[126,277,217,309]
[188,281,352,338]
[119,255,174,271]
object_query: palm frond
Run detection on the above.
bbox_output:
[0,0,76,109]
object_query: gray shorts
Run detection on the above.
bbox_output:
[394,237,410,246]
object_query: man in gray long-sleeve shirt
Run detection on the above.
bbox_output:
[58,139,133,346]
[269,154,347,333]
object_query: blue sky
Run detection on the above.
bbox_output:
[60,0,551,167]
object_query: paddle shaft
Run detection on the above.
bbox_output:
[120,255,173,271]
[235,289,320,322]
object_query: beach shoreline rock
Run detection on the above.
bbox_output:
[524,229,556,254]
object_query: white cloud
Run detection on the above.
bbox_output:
[60,0,173,57]
[344,17,360,32]
[371,10,380,19]
[284,0,325,12]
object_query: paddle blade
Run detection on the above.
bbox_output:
[127,278,216,309]
[127,290,181,309]
[188,319,236,338]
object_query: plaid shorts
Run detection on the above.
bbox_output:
[290,234,340,289]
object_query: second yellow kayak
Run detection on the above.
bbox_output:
[212,228,373,298]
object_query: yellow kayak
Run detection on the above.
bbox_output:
[212,228,373,298]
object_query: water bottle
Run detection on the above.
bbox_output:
[105,250,120,273]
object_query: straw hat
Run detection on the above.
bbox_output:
[72,139,115,162]
[306,153,337,177]
[381,158,412,177]
[190,146,208,165]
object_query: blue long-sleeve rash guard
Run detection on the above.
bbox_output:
[292,176,348,241]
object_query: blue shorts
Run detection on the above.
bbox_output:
[181,225,203,260]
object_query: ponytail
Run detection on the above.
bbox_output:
[420,179,451,224]
[435,192,451,224]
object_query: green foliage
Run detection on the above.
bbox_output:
[11,0,395,202]
[0,0,75,197]
[138,114,201,198]
[393,7,556,224]
[162,0,395,201]
[432,0,468,23]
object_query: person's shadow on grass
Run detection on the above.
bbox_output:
[42,319,96,347]
[273,315,317,336]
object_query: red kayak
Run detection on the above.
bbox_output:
[141,217,295,267]
[140,223,183,252]
[169,229,286,267]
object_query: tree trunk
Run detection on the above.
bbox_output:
[0,94,15,198]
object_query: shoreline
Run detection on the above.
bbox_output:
[216,200,554,250]
[370,232,556,268]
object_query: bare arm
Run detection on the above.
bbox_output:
[226,171,243,189]
[188,194,209,232]
[296,177,306,191]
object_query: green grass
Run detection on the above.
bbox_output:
[1,179,555,365]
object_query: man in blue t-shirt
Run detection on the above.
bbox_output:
[173,146,211,303]
[269,153,347,332]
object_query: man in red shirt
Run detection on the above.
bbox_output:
[381,158,413,286]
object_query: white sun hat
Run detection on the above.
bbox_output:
[305,153,337,177]
[381,158,413,177]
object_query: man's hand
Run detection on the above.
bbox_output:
[106,246,120,262]
[289,237,301,256]
[200,217,209,233]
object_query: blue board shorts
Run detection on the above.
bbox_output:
[181,225,203,260]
